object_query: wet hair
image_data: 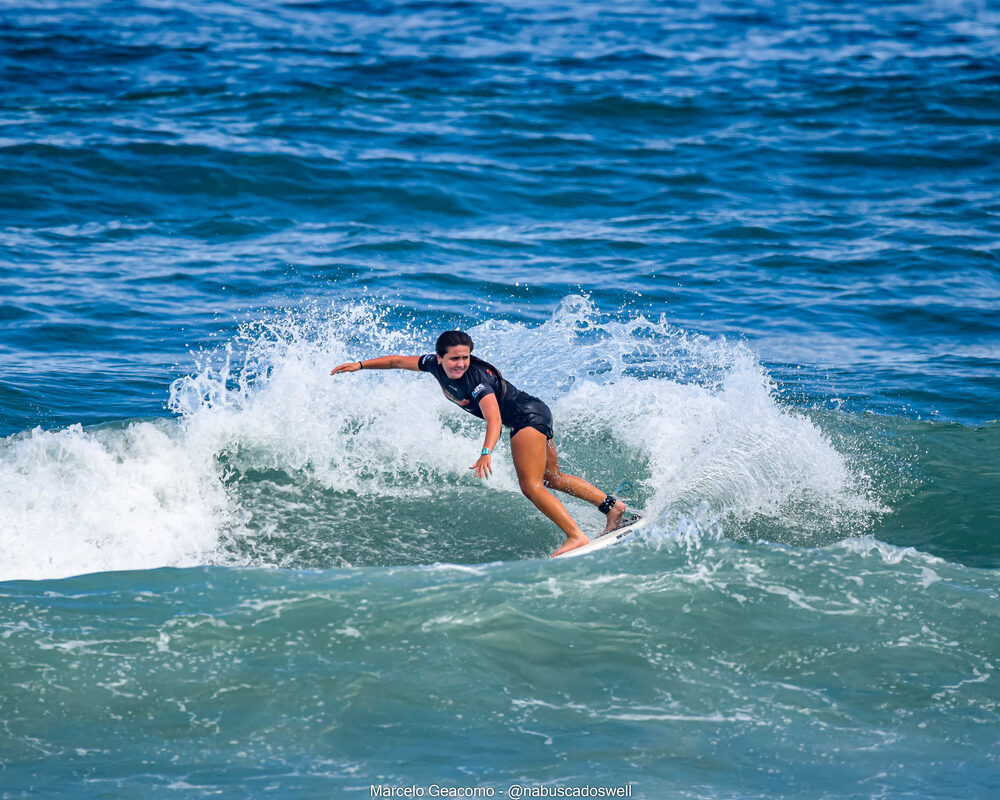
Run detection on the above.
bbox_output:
[435,330,504,386]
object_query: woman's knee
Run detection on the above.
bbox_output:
[543,469,565,490]
[519,477,547,499]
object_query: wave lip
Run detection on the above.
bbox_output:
[0,421,229,582]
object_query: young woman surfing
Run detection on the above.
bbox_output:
[331,330,627,557]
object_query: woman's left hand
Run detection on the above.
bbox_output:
[470,453,493,480]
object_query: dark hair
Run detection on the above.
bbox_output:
[435,330,504,386]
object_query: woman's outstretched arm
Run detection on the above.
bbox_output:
[331,355,422,375]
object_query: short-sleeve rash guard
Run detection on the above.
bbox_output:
[417,353,505,421]
[417,354,553,437]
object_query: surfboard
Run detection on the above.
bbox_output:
[553,512,651,558]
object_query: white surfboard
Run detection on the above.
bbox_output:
[553,512,651,558]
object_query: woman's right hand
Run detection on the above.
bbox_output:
[331,362,361,375]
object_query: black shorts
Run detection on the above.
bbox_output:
[507,396,554,440]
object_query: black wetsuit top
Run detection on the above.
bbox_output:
[417,354,553,438]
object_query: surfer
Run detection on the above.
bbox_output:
[331,330,627,556]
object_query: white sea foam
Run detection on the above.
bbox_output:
[0,421,228,581]
[0,296,882,580]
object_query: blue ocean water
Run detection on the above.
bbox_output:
[1,0,999,797]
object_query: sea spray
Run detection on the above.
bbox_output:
[0,298,882,580]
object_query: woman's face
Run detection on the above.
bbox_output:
[439,345,471,379]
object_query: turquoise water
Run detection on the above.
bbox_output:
[2,1,999,797]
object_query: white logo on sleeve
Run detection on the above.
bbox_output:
[472,383,487,397]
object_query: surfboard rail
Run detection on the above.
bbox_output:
[553,512,650,558]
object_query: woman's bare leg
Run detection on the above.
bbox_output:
[542,440,626,533]
[509,427,589,556]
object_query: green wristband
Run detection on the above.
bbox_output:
[481,447,491,456]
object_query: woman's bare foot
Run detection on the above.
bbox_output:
[551,530,589,557]
[603,500,627,533]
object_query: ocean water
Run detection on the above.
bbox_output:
[1,0,999,797]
